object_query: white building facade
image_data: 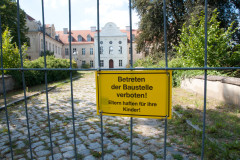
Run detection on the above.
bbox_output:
[94,22,128,69]
[25,16,145,67]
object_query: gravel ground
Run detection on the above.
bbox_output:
[0,72,198,160]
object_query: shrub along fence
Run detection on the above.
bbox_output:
[8,56,77,88]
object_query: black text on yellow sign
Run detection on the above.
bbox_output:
[96,70,172,119]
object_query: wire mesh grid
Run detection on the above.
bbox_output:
[0,0,239,160]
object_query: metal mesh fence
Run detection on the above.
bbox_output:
[0,0,239,160]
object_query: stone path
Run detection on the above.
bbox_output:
[0,72,198,160]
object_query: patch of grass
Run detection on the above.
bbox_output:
[0,127,9,134]
[105,149,114,154]
[90,151,101,158]
[14,149,25,155]
[23,139,29,147]
[169,112,240,159]
[65,117,76,121]
[172,154,183,160]
[63,122,68,126]
[172,87,240,158]
[156,154,163,159]
[106,128,129,143]
[64,135,70,141]
[77,153,84,159]
[44,129,49,134]
[169,137,179,144]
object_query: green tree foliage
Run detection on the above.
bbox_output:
[81,63,90,69]
[175,10,240,68]
[0,28,27,72]
[132,0,240,56]
[40,50,54,57]
[0,0,28,46]
[208,0,240,43]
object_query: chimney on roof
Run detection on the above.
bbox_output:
[91,26,96,32]
[126,26,130,31]
[63,28,68,34]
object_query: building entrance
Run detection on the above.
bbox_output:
[109,59,114,68]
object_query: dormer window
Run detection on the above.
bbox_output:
[87,35,91,42]
[68,36,73,42]
[78,35,82,42]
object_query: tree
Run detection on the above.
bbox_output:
[132,0,240,56]
[0,0,28,46]
[0,28,27,72]
[175,10,240,68]
[207,0,240,43]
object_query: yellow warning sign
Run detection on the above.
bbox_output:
[96,70,172,119]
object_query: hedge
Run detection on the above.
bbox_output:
[8,56,77,88]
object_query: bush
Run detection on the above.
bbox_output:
[40,50,54,57]
[81,63,90,69]
[134,57,225,87]
[9,56,77,88]
[175,9,240,68]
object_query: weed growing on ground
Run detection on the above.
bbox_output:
[90,151,101,158]
[172,154,184,160]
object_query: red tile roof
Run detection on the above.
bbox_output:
[45,24,51,28]
[56,29,138,44]
[26,14,35,21]
[121,29,138,38]
[56,30,96,44]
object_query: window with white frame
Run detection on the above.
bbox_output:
[46,41,48,50]
[49,43,51,51]
[58,47,60,54]
[82,48,85,55]
[78,35,82,42]
[100,60,104,67]
[90,60,93,67]
[90,48,93,55]
[65,48,69,55]
[109,46,113,54]
[73,48,77,53]
[55,46,57,54]
[118,46,122,54]
[52,44,54,52]
[119,60,122,67]
[87,35,91,42]
[129,47,131,54]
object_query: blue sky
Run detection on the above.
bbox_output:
[19,0,139,31]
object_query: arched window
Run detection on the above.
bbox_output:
[78,35,82,42]
[87,34,91,42]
